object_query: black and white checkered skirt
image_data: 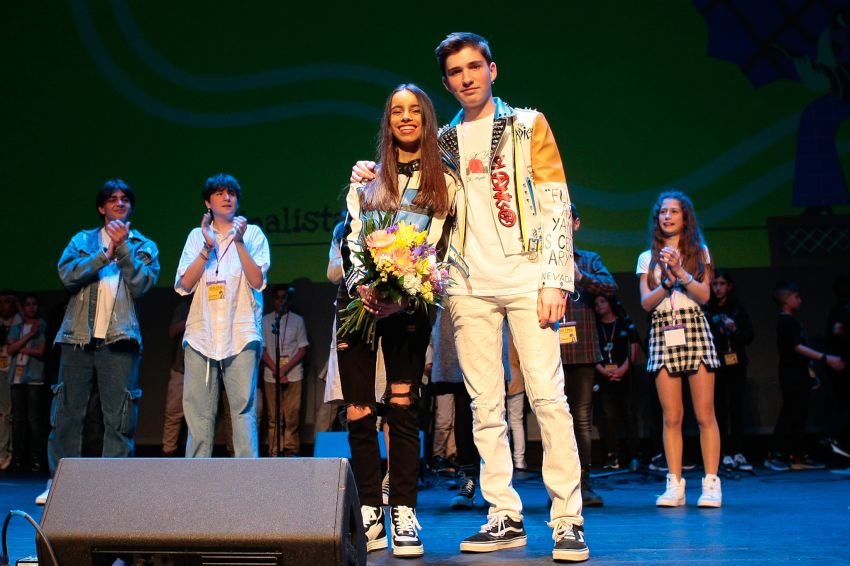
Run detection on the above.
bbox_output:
[647,306,720,374]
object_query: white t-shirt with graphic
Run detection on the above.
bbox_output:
[450,115,537,296]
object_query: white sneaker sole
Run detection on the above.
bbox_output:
[656,496,686,507]
[553,547,590,562]
[392,544,424,557]
[366,536,388,552]
[460,535,527,553]
[698,498,722,508]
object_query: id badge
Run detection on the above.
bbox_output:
[14,366,25,381]
[723,352,739,366]
[0,355,8,371]
[662,324,687,348]
[604,364,618,372]
[206,280,226,301]
[559,321,578,344]
[279,356,290,367]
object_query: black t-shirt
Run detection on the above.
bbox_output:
[777,313,808,374]
[596,316,640,368]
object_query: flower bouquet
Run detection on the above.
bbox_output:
[338,213,450,348]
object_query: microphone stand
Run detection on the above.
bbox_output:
[271,309,283,458]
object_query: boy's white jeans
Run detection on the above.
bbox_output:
[449,292,583,524]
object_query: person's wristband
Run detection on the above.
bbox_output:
[661,278,673,291]
[682,273,694,287]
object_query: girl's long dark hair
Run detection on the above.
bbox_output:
[646,190,708,289]
[360,83,449,215]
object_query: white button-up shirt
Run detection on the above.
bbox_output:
[175,224,270,361]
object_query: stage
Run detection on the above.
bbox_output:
[2,464,848,565]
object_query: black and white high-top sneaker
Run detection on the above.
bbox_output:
[459,513,527,552]
[390,505,423,557]
[361,505,387,552]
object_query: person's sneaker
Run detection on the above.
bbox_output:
[459,513,527,552]
[722,454,736,470]
[361,505,387,552]
[682,460,697,471]
[697,474,722,508]
[549,518,590,562]
[789,454,826,470]
[451,473,476,509]
[648,453,668,472]
[733,453,753,472]
[381,471,390,506]
[35,479,52,505]
[655,474,686,507]
[389,505,423,557]
[822,437,850,459]
[603,452,620,470]
[764,453,789,471]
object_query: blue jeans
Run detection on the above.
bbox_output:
[183,343,259,458]
[48,342,141,473]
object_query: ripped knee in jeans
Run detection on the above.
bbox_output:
[385,382,418,409]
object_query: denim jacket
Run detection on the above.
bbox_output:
[55,227,160,347]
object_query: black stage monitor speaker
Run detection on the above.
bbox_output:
[38,457,364,565]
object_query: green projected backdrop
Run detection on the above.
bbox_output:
[5,1,849,290]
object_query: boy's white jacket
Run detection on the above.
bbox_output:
[438,97,575,292]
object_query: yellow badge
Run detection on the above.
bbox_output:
[604,364,618,372]
[279,356,290,367]
[14,366,24,380]
[559,322,578,344]
[0,355,8,371]
[723,352,739,366]
[206,281,226,301]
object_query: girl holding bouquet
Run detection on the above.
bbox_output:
[338,83,455,558]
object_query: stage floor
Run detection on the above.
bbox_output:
[2,465,849,564]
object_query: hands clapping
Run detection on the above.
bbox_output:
[660,246,683,279]
[104,220,130,259]
[231,216,248,242]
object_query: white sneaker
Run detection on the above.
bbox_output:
[656,474,686,507]
[361,505,387,552]
[697,474,722,508]
[722,454,735,469]
[35,479,52,505]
